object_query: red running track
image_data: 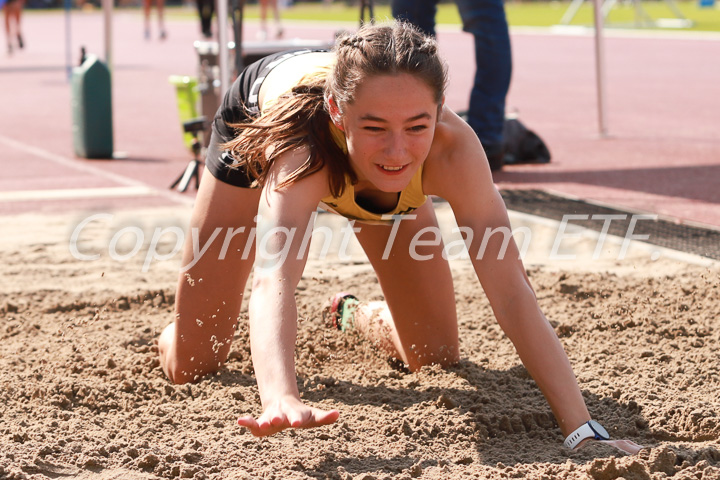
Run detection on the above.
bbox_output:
[1,11,718,227]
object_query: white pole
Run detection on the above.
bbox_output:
[102,0,115,158]
[65,0,72,80]
[217,0,230,96]
[592,0,608,137]
[102,0,112,71]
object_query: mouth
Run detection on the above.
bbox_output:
[376,164,407,174]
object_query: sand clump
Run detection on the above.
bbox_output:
[1,210,719,479]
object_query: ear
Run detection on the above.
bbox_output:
[327,94,345,131]
[437,96,446,120]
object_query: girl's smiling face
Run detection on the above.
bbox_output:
[331,73,441,193]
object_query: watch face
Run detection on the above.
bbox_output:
[589,420,609,440]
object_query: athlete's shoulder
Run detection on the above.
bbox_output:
[423,106,492,197]
[426,107,484,168]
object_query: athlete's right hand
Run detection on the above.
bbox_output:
[237,395,340,437]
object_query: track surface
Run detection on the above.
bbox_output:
[1,11,719,228]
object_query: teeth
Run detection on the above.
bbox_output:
[380,165,403,171]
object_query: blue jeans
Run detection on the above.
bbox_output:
[392,0,512,157]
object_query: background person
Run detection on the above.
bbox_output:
[258,0,283,40]
[392,0,511,171]
[196,0,214,39]
[143,0,166,40]
[3,0,24,55]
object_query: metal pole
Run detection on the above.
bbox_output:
[231,0,244,76]
[592,0,608,137]
[102,0,115,157]
[102,0,112,72]
[217,0,230,96]
[64,0,72,80]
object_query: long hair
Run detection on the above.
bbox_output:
[223,74,350,197]
[223,21,447,197]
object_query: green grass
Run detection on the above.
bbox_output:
[235,1,720,32]
[503,0,720,31]
[56,0,716,33]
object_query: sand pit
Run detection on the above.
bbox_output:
[1,207,719,480]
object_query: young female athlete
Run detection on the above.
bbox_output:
[157,21,641,452]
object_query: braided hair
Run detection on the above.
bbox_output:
[328,21,447,110]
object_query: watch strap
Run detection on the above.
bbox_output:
[564,421,609,449]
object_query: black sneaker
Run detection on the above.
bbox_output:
[17,35,24,49]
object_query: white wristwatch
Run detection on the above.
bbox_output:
[564,420,610,449]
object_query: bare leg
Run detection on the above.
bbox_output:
[269,0,283,38]
[11,0,22,47]
[353,201,459,371]
[5,3,20,54]
[142,0,151,38]
[258,0,269,39]
[4,5,11,54]
[156,0,166,38]
[158,169,261,384]
[345,300,397,360]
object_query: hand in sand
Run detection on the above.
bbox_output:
[237,396,340,437]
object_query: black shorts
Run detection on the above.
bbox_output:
[205,49,327,188]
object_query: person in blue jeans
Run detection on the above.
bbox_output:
[392,0,512,171]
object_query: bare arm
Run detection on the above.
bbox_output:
[237,147,339,436]
[425,112,590,438]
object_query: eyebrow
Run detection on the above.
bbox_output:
[360,112,433,123]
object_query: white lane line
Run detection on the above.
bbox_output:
[0,186,158,202]
[0,135,195,207]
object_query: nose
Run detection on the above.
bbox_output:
[383,132,407,162]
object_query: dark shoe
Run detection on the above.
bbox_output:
[17,34,24,49]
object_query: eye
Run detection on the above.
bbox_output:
[409,125,428,132]
[363,126,384,132]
